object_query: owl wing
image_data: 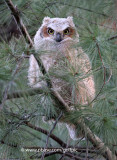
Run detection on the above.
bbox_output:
[67,48,95,105]
[75,48,95,105]
[28,54,47,88]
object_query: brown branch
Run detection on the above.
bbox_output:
[77,121,116,160]
[41,112,63,160]
[0,140,17,148]
[1,112,67,150]
[32,54,70,111]
[4,0,33,47]
[25,121,117,160]
[30,150,82,160]
[4,0,70,112]
[24,121,67,148]
[108,35,117,41]
[7,86,69,112]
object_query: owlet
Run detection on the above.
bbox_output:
[28,17,95,140]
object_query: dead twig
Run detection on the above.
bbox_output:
[41,112,63,160]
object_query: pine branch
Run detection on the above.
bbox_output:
[90,43,106,104]
[108,34,117,40]
[77,121,116,160]
[7,88,44,99]
[3,111,67,149]
[77,15,114,30]
[4,1,117,160]
[31,152,83,160]
[45,1,109,17]
[4,0,33,47]
[4,0,70,111]
[25,121,116,160]
[30,150,82,160]
[41,112,63,160]
[7,86,69,111]
[24,121,67,148]
[0,140,18,148]
[0,57,24,109]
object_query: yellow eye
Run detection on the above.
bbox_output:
[64,28,70,35]
[48,28,54,35]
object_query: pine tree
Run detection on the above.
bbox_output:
[0,0,117,159]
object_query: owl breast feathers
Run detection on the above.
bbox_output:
[28,16,95,105]
[28,17,95,140]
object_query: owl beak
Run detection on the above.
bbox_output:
[55,33,63,42]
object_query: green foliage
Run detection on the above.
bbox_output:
[0,0,117,159]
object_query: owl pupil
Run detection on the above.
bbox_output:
[50,30,52,33]
[64,28,69,35]
[48,28,54,34]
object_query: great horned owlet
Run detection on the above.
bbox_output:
[28,17,95,140]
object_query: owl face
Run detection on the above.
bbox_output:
[41,17,78,44]
[34,17,79,53]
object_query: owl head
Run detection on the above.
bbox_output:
[34,17,79,52]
